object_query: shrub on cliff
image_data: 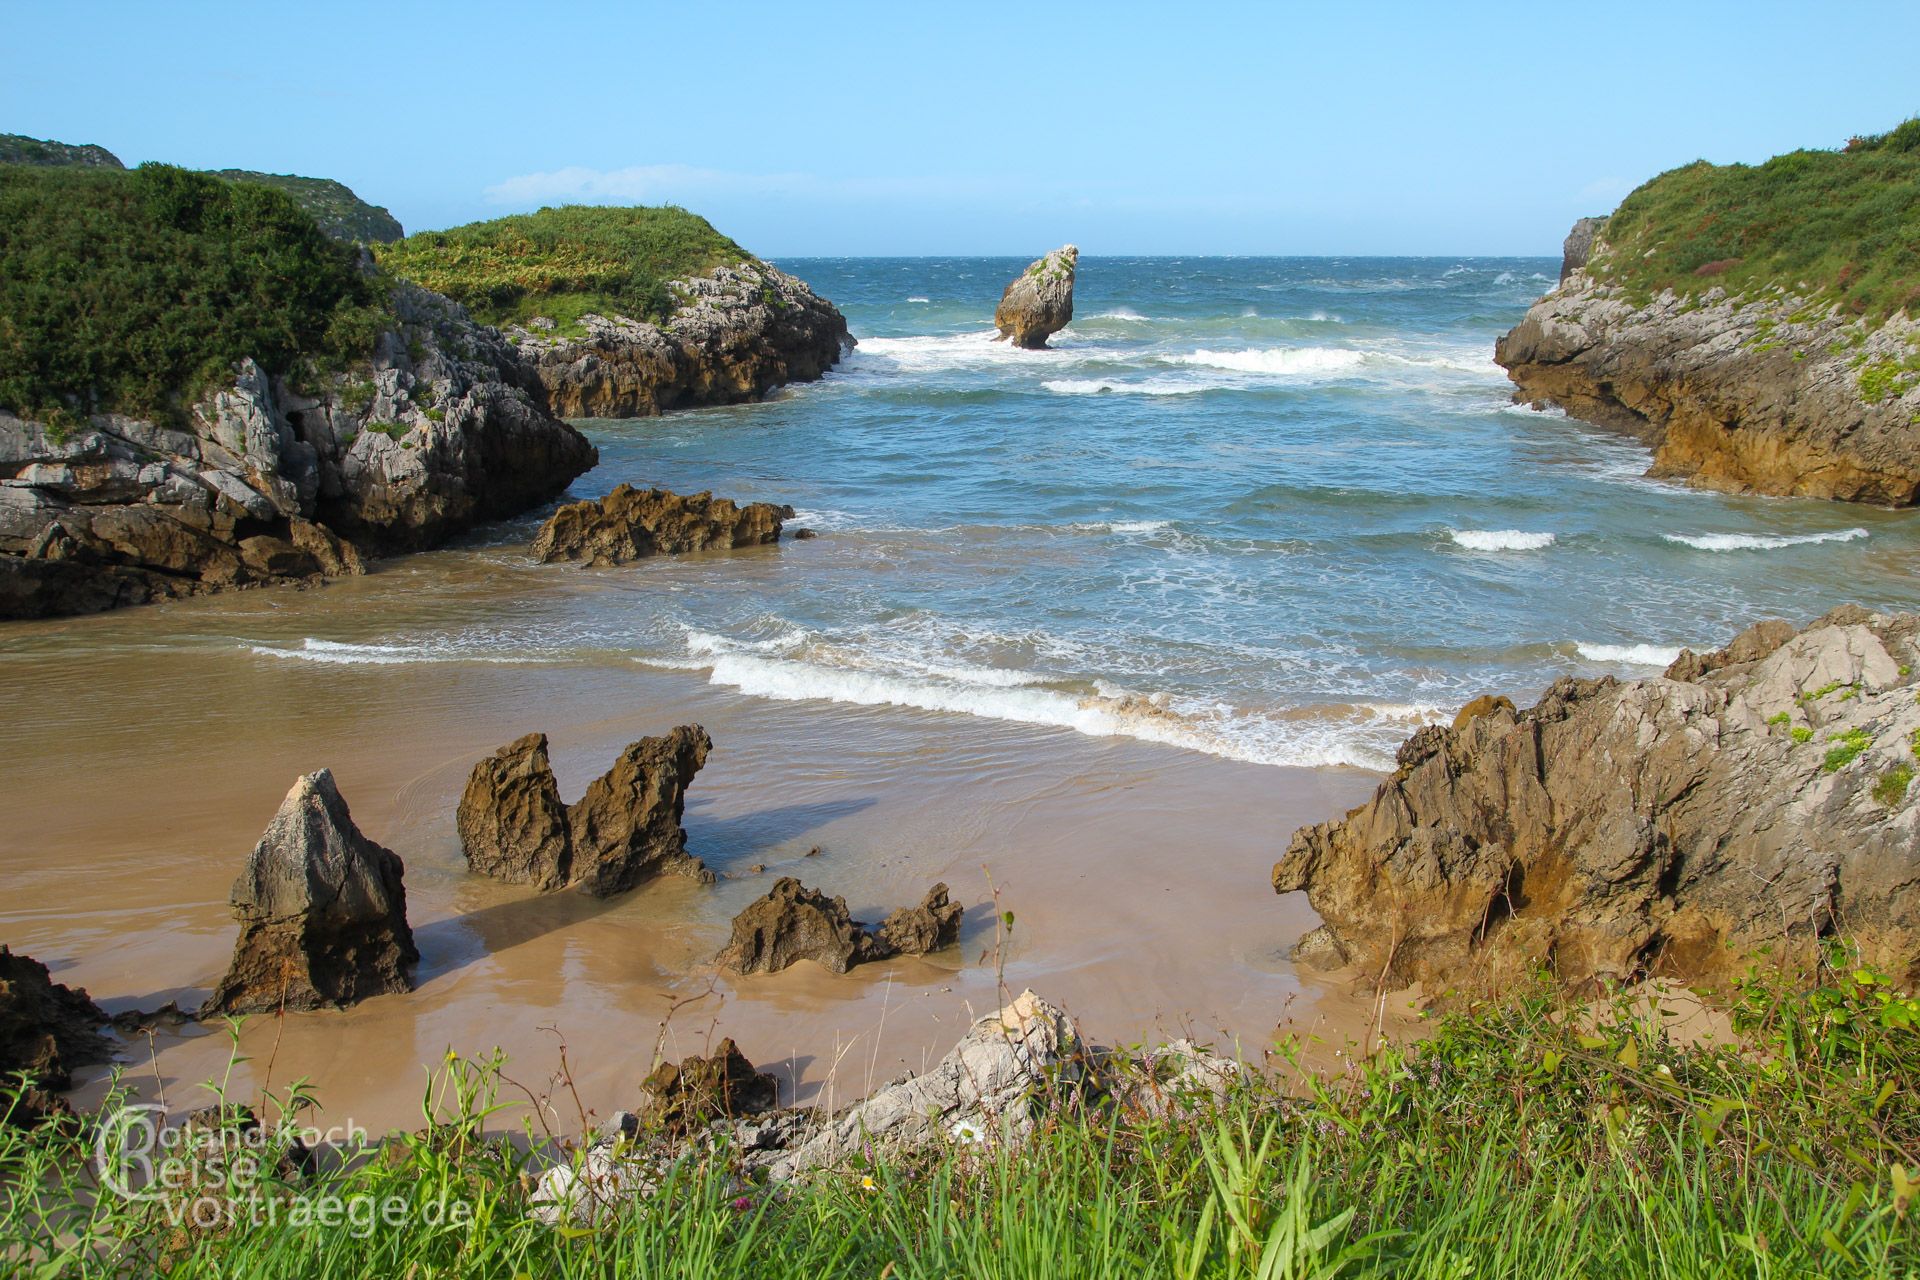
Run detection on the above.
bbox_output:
[0,164,390,422]
[375,205,747,331]
[1592,118,1920,321]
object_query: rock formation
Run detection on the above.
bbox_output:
[1274,608,1920,993]
[0,282,597,620]
[456,726,713,897]
[202,770,419,1015]
[455,733,572,890]
[531,484,793,567]
[994,246,1078,349]
[634,1038,778,1136]
[0,947,113,1124]
[716,878,962,975]
[507,260,852,419]
[1496,219,1920,504]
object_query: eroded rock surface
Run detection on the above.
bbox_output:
[508,260,852,419]
[0,947,113,1124]
[716,879,962,975]
[457,726,713,897]
[1274,608,1920,992]
[203,770,418,1014]
[1496,220,1920,504]
[635,1038,778,1136]
[994,246,1078,349]
[531,484,792,567]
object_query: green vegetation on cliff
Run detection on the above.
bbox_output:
[206,171,404,244]
[5,963,1915,1277]
[0,165,390,422]
[1593,119,1920,321]
[376,205,748,330]
[0,132,123,169]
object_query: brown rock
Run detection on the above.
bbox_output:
[875,883,963,956]
[567,726,714,896]
[202,770,418,1015]
[636,1038,778,1135]
[1451,694,1514,731]
[716,878,964,976]
[994,246,1078,349]
[531,484,794,567]
[457,733,572,890]
[1274,609,1920,993]
[0,947,113,1124]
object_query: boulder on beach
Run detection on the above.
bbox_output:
[531,484,794,567]
[202,770,418,1015]
[1274,607,1920,993]
[457,726,714,897]
[993,245,1078,349]
[0,946,113,1124]
[635,1037,779,1136]
[716,878,962,976]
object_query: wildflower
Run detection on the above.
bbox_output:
[860,1175,877,1192]
[949,1117,986,1145]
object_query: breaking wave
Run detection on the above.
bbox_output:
[1663,528,1869,552]
[1449,530,1556,552]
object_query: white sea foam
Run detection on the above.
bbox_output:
[1089,308,1149,321]
[1575,642,1684,666]
[1042,378,1207,397]
[1174,347,1368,377]
[1449,529,1556,552]
[851,330,1064,374]
[1663,528,1869,552]
[1072,519,1173,535]
[905,295,930,303]
[247,638,539,666]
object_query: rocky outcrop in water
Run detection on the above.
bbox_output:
[994,246,1078,349]
[0,282,597,620]
[507,260,851,419]
[531,484,793,567]
[716,878,961,976]
[202,770,419,1015]
[1496,220,1920,504]
[1274,608,1920,993]
[0,947,113,1124]
[457,727,713,897]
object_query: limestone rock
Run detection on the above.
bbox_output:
[1274,608,1920,993]
[1496,220,1920,504]
[994,246,1078,349]
[567,727,714,896]
[456,733,572,890]
[507,259,853,419]
[636,1038,778,1135]
[202,771,418,1015]
[1559,216,1605,282]
[531,484,793,567]
[716,878,962,975]
[0,947,113,1124]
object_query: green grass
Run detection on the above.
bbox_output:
[4,962,1916,1278]
[0,164,390,422]
[1592,118,1920,322]
[374,205,748,331]
[1824,727,1874,772]
[1873,764,1914,806]
[205,171,403,244]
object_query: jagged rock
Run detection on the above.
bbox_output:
[0,947,113,1124]
[456,727,713,897]
[1496,220,1920,504]
[508,259,853,419]
[531,484,793,567]
[1451,694,1514,731]
[994,246,1078,349]
[0,282,596,620]
[636,1038,778,1135]
[456,733,572,890]
[1559,216,1604,282]
[716,878,962,975]
[1274,608,1920,993]
[567,727,714,897]
[202,771,418,1015]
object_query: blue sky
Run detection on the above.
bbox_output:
[6,1,1918,256]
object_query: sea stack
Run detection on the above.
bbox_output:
[202,770,419,1015]
[994,245,1078,349]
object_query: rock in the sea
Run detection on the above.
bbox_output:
[716,878,962,975]
[1496,219,1920,505]
[456,733,572,891]
[636,1038,778,1136]
[1274,608,1920,993]
[508,259,853,419]
[994,245,1078,349]
[202,770,418,1015]
[531,484,793,567]
[0,947,113,1124]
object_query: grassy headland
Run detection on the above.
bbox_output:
[5,962,1915,1277]
[375,205,748,332]
[0,164,389,423]
[204,171,403,244]
[1591,118,1920,322]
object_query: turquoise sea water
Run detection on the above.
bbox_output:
[259,258,1920,771]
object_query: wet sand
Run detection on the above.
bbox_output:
[1,564,1391,1136]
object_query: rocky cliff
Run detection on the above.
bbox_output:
[0,282,597,619]
[1274,608,1920,993]
[504,259,852,418]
